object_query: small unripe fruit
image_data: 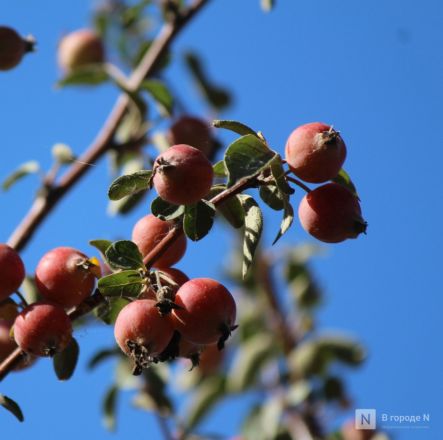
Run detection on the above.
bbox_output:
[58,29,105,72]
[298,183,367,243]
[168,116,212,157]
[153,144,214,205]
[35,247,96,308]
[0,244,25,301]
[0,27,33,71]
[114,300,174,371]
[285,122,346,183]
[171,278,236,347]
[132,214,187,268]
[13,302,72,357]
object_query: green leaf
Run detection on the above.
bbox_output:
[57,64,109,87]
[217,195,245,229]
[228,333,276,392]
[239,195,263,278]
[2,160,40,191]
[98,270,145,297]
[89,239,113,257]
[242,398,283,440]
[108,170,152,201]
[185,375,226,431]
[213,160,227,177]
[272,201,294,245]
[102,385,118,431]
[141,80,174,116]
[94,297,131,324]
[212,120,257,137]
[0,394,24,422]
[151,197,185,221]
[53,337,80,381]
[332,168,359,197]
[88,348,119,370]
[225,134,276,187]
[259,184,284,211]
[261,0,275,12]
[105,240,145,270]
[183,200,216,241]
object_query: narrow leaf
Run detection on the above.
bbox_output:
[183,200,216,241]
[212,120,257,137]
[98,270,145,297]
[332,168,359,197]
[151,197,185,221]
[108,170,152,201]
[0,394,24,422]
[2,161,40,191]
[103,385,118,431]
[105,240,145,270]
[89,239,112,257]
[141,80,174,116]
[53,337,80,381]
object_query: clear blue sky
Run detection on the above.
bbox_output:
[1,1,442,439]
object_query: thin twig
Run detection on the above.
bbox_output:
[285,175,311,194]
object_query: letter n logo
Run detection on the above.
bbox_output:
[355,409,376,429]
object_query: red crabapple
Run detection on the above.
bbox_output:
[0,26,34,71]
[0,244,25,301]
[168,116,213,157]
[132,214,187,268]
[13,302,72,357]
[285,122,346,183]
[58,29,105,72]
[35,247,96,308]
[198,343,224,375]
[171,278,237,348]
[298,183,367,243]
[114,299,174,373]
[152,144,214,205]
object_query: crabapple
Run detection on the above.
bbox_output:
[35,247,96,308]
[114,299,174,372]
[58,29,105,72]
[171,278,236,347]
[132,214,187,268]
[298,183,367,243]
[0,26,34,71]
[152,144,214,205]
[168,116,213,157]
[285,122,346,183]
[198,343,223,375]
[0,244,25,301]
[13,302,72,357]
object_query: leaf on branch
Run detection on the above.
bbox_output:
[89,239,113,258]
[57,64,109,87]
[225,134,276,187]
[212,160,227,177]
[141,80,174,116]
[88,348,120,370]
[0,394,24,422]
[212,120,258,137]
[108,170,152,201]
[259,184,284,211]
[206,185,245,229]
[2,160,40,191]
[52,143,75,164]
[53,337,80,381]
[239,195,263,278]
[151,197,185,221]
[102,385,119,431]
[332,168,359,198]
[183,200,216,241]
[98,270,145,297]
[94,297,131,325]
[105,240,145,270]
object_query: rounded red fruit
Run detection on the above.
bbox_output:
[114,300,174,364]
[285,122,346,183]
[171,278,236,347]
[58,29,105,72]
[13,302,72,357]
[35,247,96,308]
[132,214,187,268]
[0,244,25,301]
[298,183,367,243]
[0,27,33,71]
[153,144,214,205]
[198,343,224,375]
[168,116,212,157]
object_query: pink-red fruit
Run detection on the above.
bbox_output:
[153,144,214,205]
[114,299,174,358]
[132,214,187,268]
[168,116,212,157]
[0,27,33,71]
[35,247,96,308]
[298,183,367,243]
[171,278,236,346]
[13,302,72,357]
[0,244,25,301]
[58,29,105,72]
[285,122,346,183]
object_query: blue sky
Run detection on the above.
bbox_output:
[1,1,442,439]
